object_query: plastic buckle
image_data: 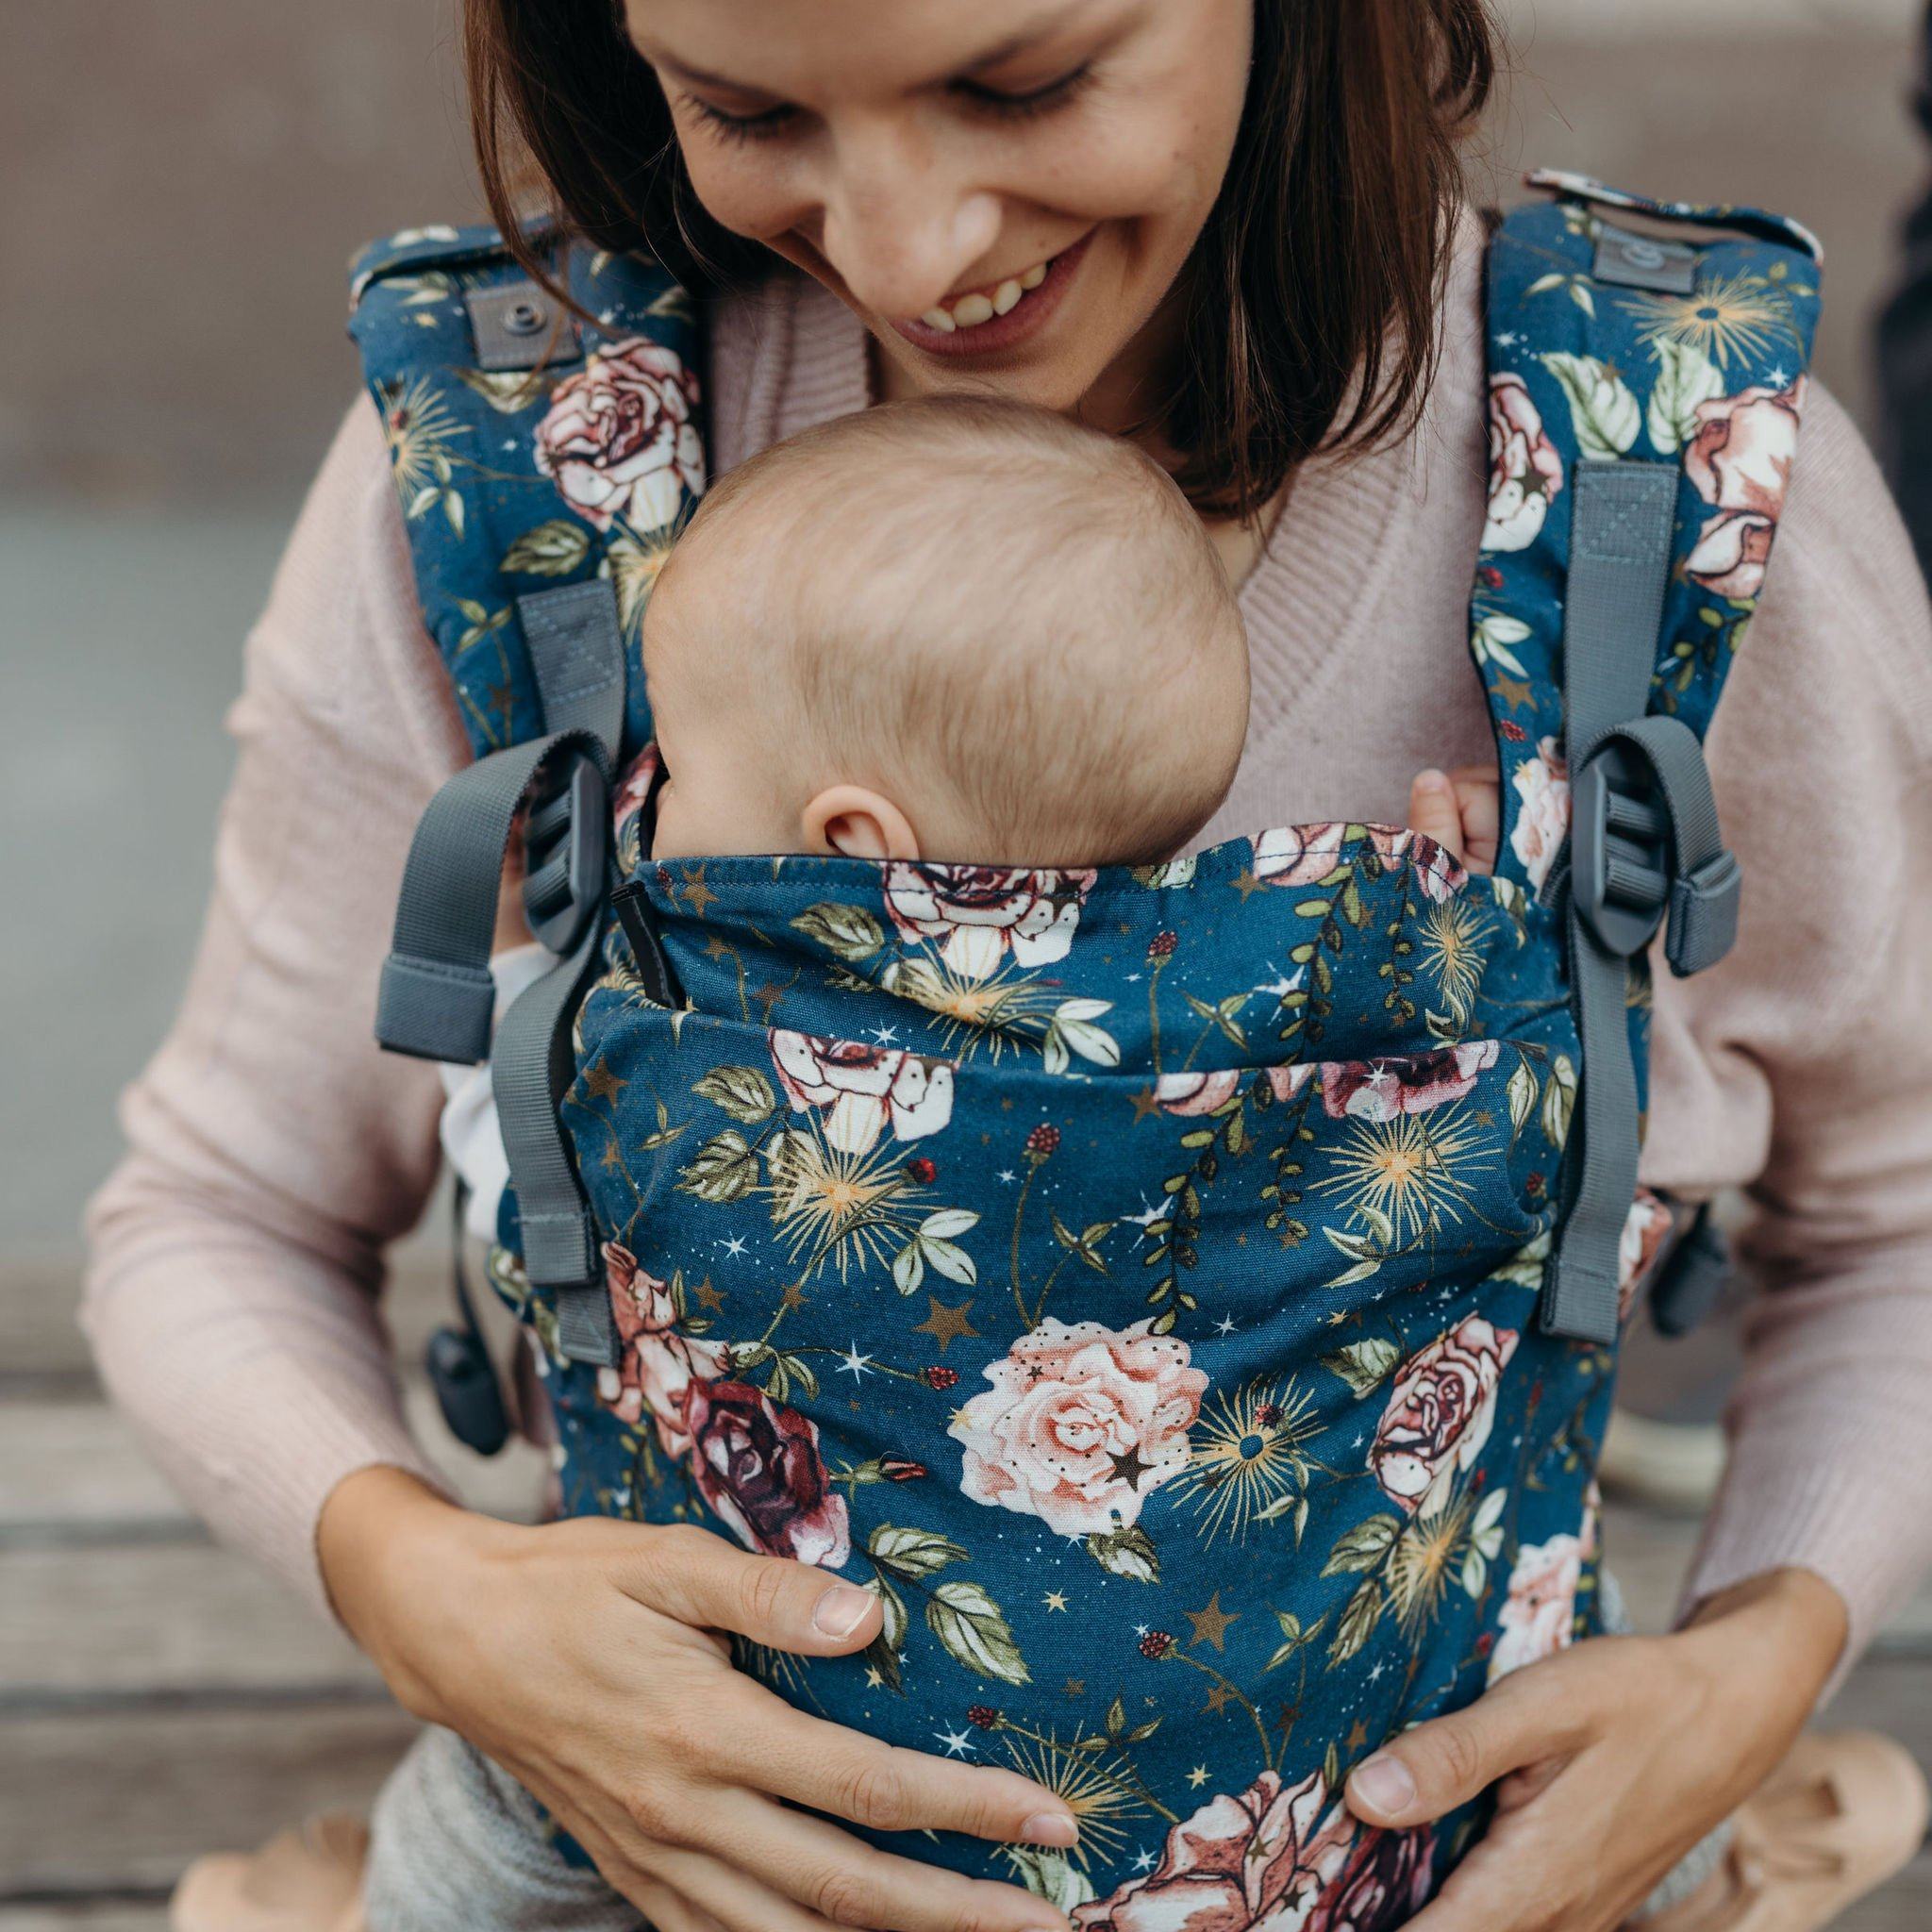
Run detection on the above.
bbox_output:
[1665,849,1742,976]
[522,752,608,954]
[1570,740,1671,958]
[1651,1206,1730,1338]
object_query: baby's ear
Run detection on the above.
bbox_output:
[802,785,922,862]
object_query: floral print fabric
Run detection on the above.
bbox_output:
[349,179,1822,1922]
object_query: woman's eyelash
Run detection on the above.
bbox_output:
[685,95,797,145]
[957,63,1097,120]
[684,62,1096,145]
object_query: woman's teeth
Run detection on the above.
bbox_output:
[919,258,1051,334]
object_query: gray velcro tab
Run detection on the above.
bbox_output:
[465,282,580,373]
[1592,225,1697,295]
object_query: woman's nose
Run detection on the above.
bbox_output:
[816,126,1003,320]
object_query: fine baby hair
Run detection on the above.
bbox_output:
[641,394,1251,869]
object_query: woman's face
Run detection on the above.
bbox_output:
[623,0,1253,417]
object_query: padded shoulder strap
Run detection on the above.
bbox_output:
[347,221,707,766]
[1473,175,1823,1343]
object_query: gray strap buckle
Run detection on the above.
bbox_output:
[1570,716,1740,979]
[523,752,609,955]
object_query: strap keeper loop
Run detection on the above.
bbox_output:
[376,955,497,1063]
[1666,849,1742,976]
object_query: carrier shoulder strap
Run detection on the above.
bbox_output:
[1475,174,1823,1343]
[349,218,708,1367]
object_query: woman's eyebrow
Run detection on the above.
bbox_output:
[646,0,1118,97]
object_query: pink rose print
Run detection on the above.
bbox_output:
[1508,736,1570,892]
[1483,373,1565,553]
[1369,1314,1520,1515]
[1318,1041,1501,1124]
[1618,1187,1673,1322]
[533,338,705,535]
[1684,376,1805,602]
[609,742,660,843]
[1487,1532,1584,1685]
[1253,823,1351,891]
[1254,825,1466,903]
[1157,1065,1315,1117]
[1306,1821,1436,1932]
[769,1029,954,1158]
[882,862,1097,980]
[950,1318,1207,1538]
[1072,1769,1354,1932]
[685,1378,851,1568]
[594,1242,730,1459]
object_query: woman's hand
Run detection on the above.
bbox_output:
[319,1468,1080,1932]
[1341,1568,1849,1931]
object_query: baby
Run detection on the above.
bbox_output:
[641,395,1497,874]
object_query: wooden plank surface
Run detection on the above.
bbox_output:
[0,1705,413,1898]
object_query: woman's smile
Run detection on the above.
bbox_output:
[892,230,1093,358]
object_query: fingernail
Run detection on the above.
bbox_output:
[1415,768,1447,792]
[1021,1809,1079,1848]
[1349,1753,1416,1817]
[811,1584,874,1639]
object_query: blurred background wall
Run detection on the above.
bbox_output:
[2,0,1927,1262]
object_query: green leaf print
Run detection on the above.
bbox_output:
[1320,1338,1401,1397]
[1539,352,1641,460]
[1506,1059,1538,1136]
[676,1128,760,1204]
[1322,1513,1402,1577]
[694,1064,777,1124]
[1541,1054,1578,1150]
[926,1579,1030,1686]
[501,518,592,577]
[1645,339,1725,456]
[791,903,887,963]
[870,1524,969,1582]
[1327,1579,1386,1666]
[1086,1524,1160,1584]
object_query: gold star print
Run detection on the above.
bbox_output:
[780,1282,808,1312]
[1186,1591,1241,1653]
[1043,1591,1068,1612]
[913,1295,979,1353]
[1202,1684,1233,1715]
[752,982,786,1019]
[582,1058,626,1106]
[1493,674,1536,713]
[693,1279,726,1313]
[1232,868,1266,900]
[678,867,719,918]
[1473,1108,1494,1128]
[704,936,732,963]
[1064,1678,1085,1698]
[1187,1765,1210,1789]
[1129,1087,1162,1123]
[1346,1721,1370,1753]
[866,1666,884,1689]
[600,1143,624,1173]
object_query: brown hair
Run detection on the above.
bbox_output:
[463,1,1499,520]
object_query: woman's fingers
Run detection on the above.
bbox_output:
[615,1522,883,1656]
[679,1789,1074,1932]
[697,1692,1078,1847]
[1344,1652,1598,1828]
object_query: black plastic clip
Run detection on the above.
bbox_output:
[1651,1202,1731,1339]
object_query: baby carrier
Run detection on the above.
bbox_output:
[350,174,1822,1923]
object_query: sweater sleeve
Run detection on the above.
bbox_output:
[1641,380,1932,1674]
[81,394,473,1620]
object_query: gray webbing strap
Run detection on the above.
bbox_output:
[492,918,617,1364]
[376,732,598,1063]
[519,579,627,754]
[1542,462,1678,1345]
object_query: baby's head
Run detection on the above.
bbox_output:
[642,396,1249,870]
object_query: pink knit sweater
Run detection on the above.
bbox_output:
[83,223,1932,1672]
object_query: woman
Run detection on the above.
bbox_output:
[88,2,1932,1929]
